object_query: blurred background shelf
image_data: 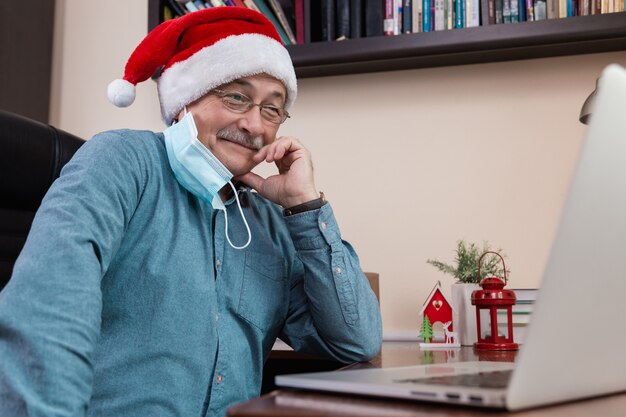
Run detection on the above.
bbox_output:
[147,2,626,78]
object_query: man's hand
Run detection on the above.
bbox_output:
[237,136,319,208]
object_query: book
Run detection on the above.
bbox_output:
[294,0,306,43]
[581,0,590,14]
[518,0,527,20]
[278,0,297,36]
[320,0,336,41]
[510,0,519,20]
[183,0,199,12]
[167,0,188,16]
[512,288,539,302]
[468,0,480,25]
[350,0,362,38]
[526,0,535,19]
[495,0,503,22]
[455,0,465,27]
[268,0,297,43]
[593,0,601,14]
[512,303,535,314]
[395,0,402,34]
[364,0,384,37]
[445,0,453,28]
[481,0,496,24]
[412,0,422,32]
[403,0,413,33]
[252,0,293,44]
[423,0,432,31]
[335,0,350,40]
[430,0,436,29]
[243,0,261,12]
[384,0,395,35]
[503,0,511,22]
[163,4,174,20]
[547,0,560,16]
[435,0,445,30]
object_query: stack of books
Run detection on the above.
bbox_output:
[497,288,538,344]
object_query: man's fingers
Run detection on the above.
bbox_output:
[253,147,269,163]
[237,171,265,192]
[260,136,304,163]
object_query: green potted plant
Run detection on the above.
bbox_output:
[427,240,508,284]
[427,240,509,345]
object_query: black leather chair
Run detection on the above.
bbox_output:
[0,110,85,290]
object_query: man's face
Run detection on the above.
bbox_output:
[184,74,287,177]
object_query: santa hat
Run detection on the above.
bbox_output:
[107,7,297,125]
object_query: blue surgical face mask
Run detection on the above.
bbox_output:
[163,110,251,249]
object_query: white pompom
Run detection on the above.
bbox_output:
[107,79,136,107]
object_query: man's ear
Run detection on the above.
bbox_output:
[173,105,189,124]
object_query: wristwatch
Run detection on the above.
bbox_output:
[283,191,327,216]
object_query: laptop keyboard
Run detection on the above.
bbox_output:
[395,370,513,389]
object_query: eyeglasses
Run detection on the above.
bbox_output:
[210,89,290,124]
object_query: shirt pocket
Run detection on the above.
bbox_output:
[237,250,287,332]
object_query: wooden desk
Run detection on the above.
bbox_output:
[229,342,626,417]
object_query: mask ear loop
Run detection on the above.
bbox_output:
[222,181,251,250]
[172,106,190,126]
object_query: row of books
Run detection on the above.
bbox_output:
[385,0,625,34]
[163,0,299,45]
[162,1,626,45]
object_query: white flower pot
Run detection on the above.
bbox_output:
[451,283,480,346]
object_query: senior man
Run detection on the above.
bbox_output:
[0,7,382,417]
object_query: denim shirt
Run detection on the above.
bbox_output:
[0,130,383,417]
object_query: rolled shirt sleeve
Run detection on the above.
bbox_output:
[280,204,383,363]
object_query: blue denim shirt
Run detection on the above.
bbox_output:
[0,130,382,417]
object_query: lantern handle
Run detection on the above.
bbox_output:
[477,251,507,285]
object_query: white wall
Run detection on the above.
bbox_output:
[50,0,626,339]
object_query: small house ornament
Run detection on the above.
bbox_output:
[419,281,460,349]
[471,252,519,351]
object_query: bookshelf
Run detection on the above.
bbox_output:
[147,2,626,78]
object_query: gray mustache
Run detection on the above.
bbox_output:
[216,127,263,150]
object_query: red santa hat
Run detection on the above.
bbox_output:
[107,7,297,125]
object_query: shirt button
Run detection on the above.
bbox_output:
[335,267,342,274]
[215,314,219,322]
[215,259,221,268]
[216,373,223,384]
[321,222,327,230]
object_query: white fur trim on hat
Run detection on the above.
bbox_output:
[107,79,136,108]
[157,33,297,125]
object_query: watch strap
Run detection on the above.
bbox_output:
[283,191,327,216]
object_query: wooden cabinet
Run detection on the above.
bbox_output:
[147,1,626,79]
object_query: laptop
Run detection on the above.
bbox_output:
[276,64,626,411]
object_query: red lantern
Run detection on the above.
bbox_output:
[471,252,519,351]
